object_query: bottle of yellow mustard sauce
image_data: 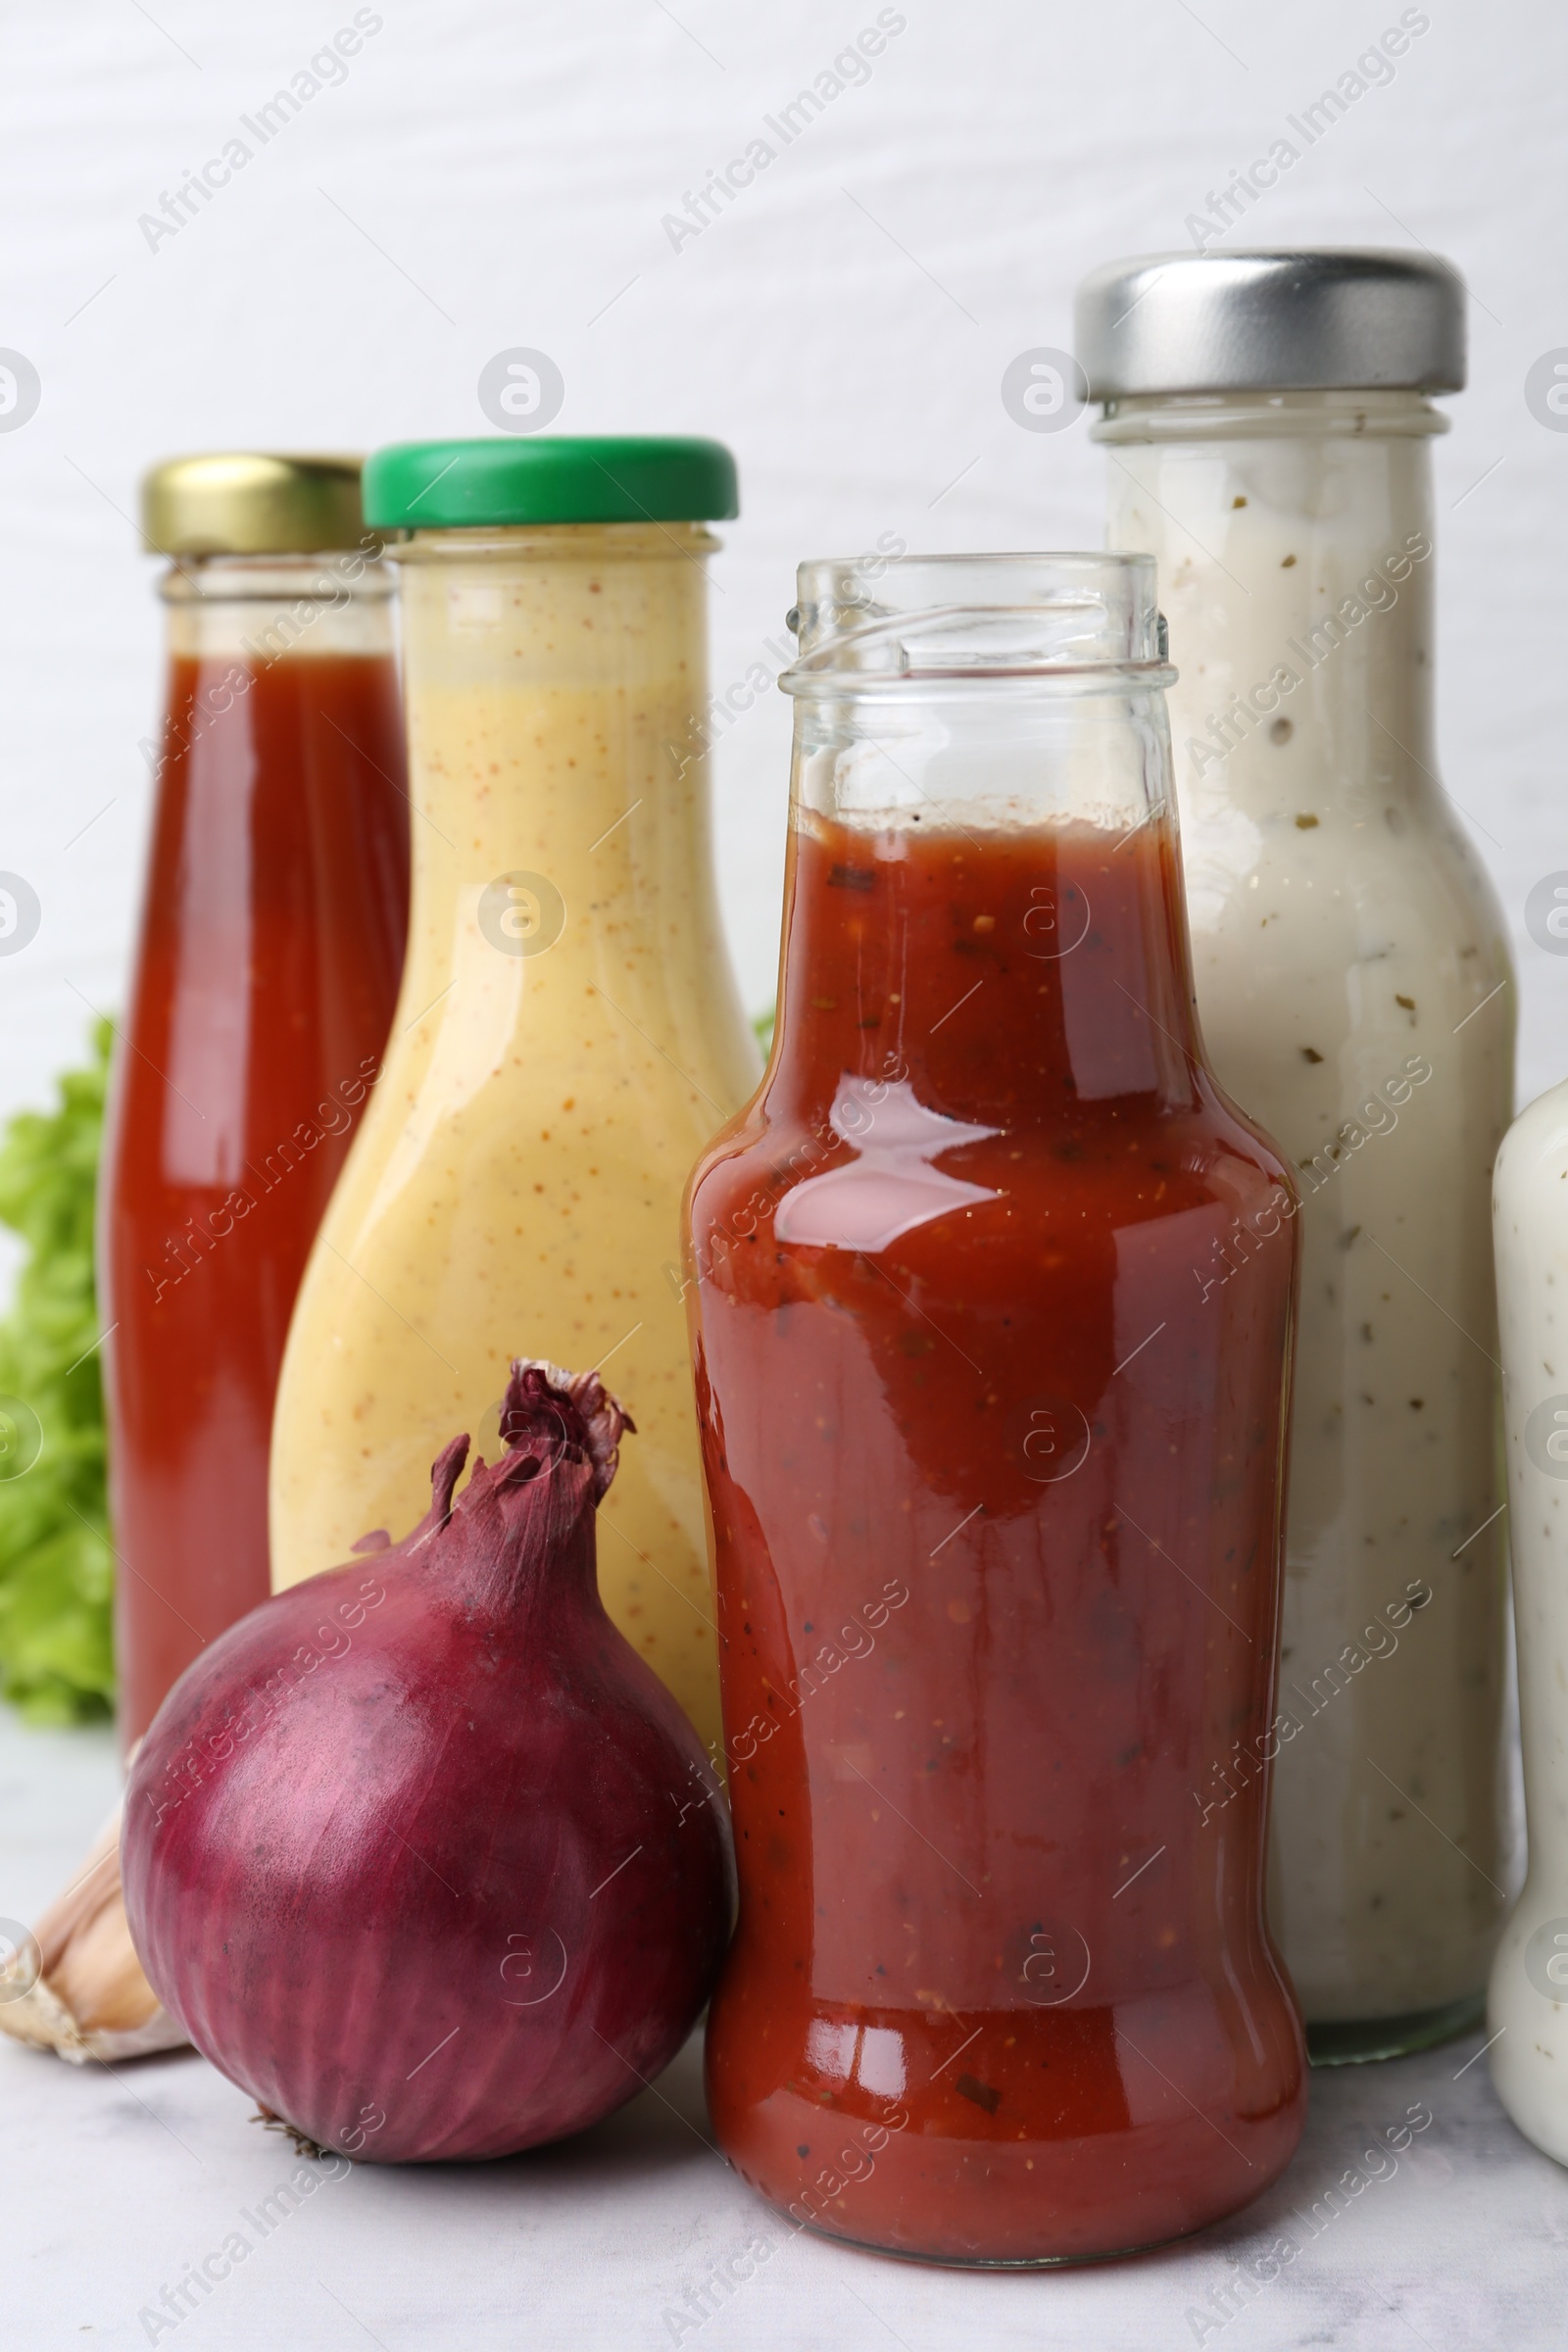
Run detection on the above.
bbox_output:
[269,437,759,1752]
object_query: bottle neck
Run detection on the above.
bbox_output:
[153,553,397,808]
[386,523,728,1018]
[160,550,395,662]
[768,683,1202,1122]
[1099,391,1442,808]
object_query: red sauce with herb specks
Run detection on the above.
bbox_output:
[686,810,1305,2263]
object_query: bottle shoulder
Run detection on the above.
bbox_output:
[1495,1079,1568,1205]
[689,1076,1294,1248]
[1178,791,1509,938]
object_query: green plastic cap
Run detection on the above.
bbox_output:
[362,436,738,530]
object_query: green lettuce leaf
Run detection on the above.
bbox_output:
[0,1020,114,1722]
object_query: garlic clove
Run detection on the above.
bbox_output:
[0,1805,190,2065]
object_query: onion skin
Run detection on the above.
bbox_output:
[122,1363,733,2162]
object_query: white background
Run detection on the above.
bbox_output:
[0,0,1562,1264]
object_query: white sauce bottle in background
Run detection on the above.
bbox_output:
[1490,1084,1568,2159]
[1077,251,1515,2062]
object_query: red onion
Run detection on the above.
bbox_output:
[122,1360,733,2161]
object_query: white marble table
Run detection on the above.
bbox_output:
[4,1699,1564,2351]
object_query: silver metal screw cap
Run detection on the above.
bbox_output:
[1074,249,1465,398]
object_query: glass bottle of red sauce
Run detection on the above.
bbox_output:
[686,552,1306,2264]
[101,455,409,1750]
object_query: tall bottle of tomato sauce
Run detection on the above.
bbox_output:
[101,455,409,1749]
[685,552,1305,2264]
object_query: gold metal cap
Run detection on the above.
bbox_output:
[140,453,368,557]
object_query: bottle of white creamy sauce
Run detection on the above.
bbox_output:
[1077,251,1515,2060]
[1491,1086,1568,2161]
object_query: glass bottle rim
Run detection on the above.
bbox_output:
[159,549,393,605]
[384,520,720,565]
[782,550,1176,696]
[1093,386,1448,444]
